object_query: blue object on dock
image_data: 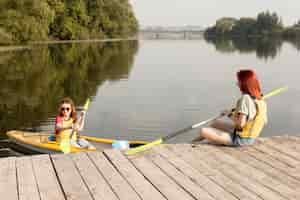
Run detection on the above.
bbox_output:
[48,135,56,141]
[112,140,130,150]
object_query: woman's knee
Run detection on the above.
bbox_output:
[200,127,233,145]
[200,127,213,137]
[210,120,234,132]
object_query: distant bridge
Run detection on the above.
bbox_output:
[139,30,205,40]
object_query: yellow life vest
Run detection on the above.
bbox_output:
[236,99,267,138]
[57,118,77,143]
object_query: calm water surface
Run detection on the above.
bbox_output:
[0,38,300,151]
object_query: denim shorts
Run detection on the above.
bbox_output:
[230,132,255,147]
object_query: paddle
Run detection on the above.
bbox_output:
[125,86,288,156]
[60,98,90,153]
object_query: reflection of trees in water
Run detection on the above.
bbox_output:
[204,37,236,53]
[0,41,138,132]
[285,38,300,51]
[204,36,284,60]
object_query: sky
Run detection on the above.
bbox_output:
[130,0,300,27]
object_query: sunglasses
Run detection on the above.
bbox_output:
[61,107,71,112]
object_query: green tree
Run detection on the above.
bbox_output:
[215,17,237,35]
[231,18,257,36]
[256,11,283,35]
[0,0,138,43]
[283,20,300,39]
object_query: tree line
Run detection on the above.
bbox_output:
[0,0,138,44]
[205,11,300,39]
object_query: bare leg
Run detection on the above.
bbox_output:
[209,119,235,132]
[200,127,233,145]
[192,119,234,143]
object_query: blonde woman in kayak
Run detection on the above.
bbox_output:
[55,97,95,149]
[193,69,267,146]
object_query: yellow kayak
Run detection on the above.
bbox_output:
[6,130,147,154]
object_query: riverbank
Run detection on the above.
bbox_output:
[28,37,138,44]
[0,37,138,52]
[0,45,31,52]
[1,135,300,199]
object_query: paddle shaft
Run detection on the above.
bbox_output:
[69,99,90,140]
[162,115,222,141]
[161,86,288,143]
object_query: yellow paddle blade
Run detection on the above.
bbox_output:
[83,98,90,111]
[263,87,288,100]
[125,139,163,156]
[60,138,71,154]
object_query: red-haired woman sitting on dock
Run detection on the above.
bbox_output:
[193,69,268,146]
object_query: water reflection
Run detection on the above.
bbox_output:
[204,36,284,60]
[286,38,300,51]
[0,41,138,133]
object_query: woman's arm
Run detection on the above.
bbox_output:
[229,94,253,129]
[74,111,86,131]
[230,113,247,129]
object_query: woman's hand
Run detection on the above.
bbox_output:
[72,124,80,132]
[80,111,86,118]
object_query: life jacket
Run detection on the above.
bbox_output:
[56,117,77,142]
[235,99,267,138]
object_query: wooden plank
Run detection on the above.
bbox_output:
[70,153,119,200]
[198,144,300,200]
[155,146,243,200]
[16,157,40,200]
[253,142,300,167]
[103,149,166,200]
[157,145,248,200]
[245,147,300,180]
[170,144,286,200]
[155,145,249,200]
[220,146,300,189]
[87,152,141,200]
[278,137,300,152]
[263,139,300,161]
[128,151,195,200]
[0,157,18,200]
[271,136,300,150]
[145,147,215,200]
[167,144,277,200]
[51,154,93,200]
[159,146,253,199]
[31,155,65,200]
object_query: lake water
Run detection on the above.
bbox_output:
[0,38,300,152]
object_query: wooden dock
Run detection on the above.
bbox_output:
[1,136,300,200]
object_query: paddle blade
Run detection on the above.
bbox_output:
[60,139,71,154]
[263,87,288,100]
[83,99,90,111]
[125,138,163,156]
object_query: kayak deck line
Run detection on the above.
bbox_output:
[1,135,300,200]
[6,130,147,154]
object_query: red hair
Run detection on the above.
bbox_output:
[237,70,262,100]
